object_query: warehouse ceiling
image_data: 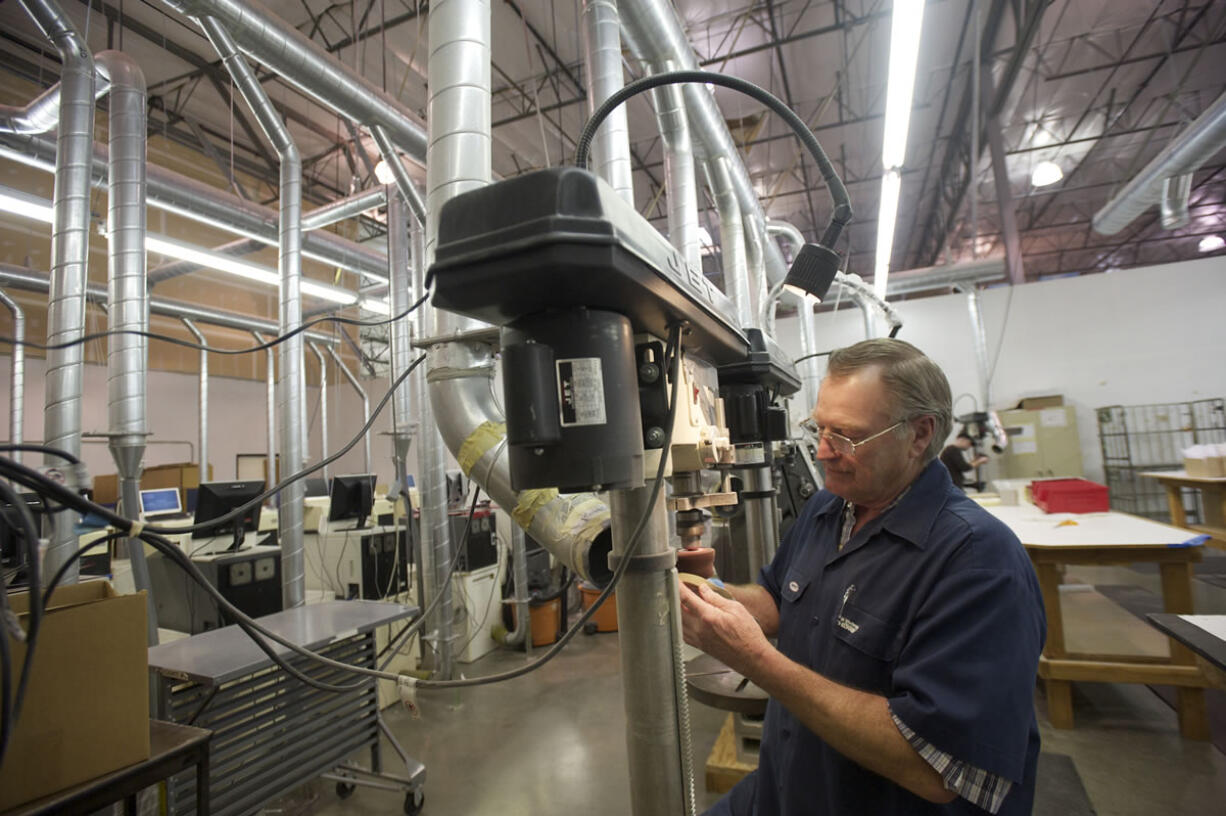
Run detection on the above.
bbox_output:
[0,0,1224,291]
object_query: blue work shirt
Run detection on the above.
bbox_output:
[708,459,1046,815]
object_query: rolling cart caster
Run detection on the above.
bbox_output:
[405,788,425,814]
[583,622,598,635]
[335,781,356,799]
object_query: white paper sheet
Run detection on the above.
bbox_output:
[1179,615,1226,642]
[1012,439,1038,455]
[1039,408,1067,427]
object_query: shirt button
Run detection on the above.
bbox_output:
[788,580,800,593]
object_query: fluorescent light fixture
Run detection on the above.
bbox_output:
[0,187,54,223]
[873,169,902,301]
[1199,235,1225,253]
[359,298,391,315]
[880,0,926,169]
[146,234,358,305]
[1031,160,1063,187]
[374,158,397,186]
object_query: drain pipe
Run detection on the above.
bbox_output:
[253,332,276,489]
[205,17,307,607]
[180,319,209,480]
[0,290,24,464]
[21,0,94,588]
[704,157,753,328]
[0,133,388,281]
[308,342,329,482]
[95,50,158,639]
[327,344,372,474]
[581,0,634,204]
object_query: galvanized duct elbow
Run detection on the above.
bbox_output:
[204,16,307,608]
[582,0,635,205]
[0,83,68,135]
[1093,89,1226,235]
[162,0,427,161]
[704,157,753,328]
[424,0,613,586]
[1160,173,1193,230]
[0,132,388,281]
[619,0,789,287]
[0,290,24,463]
[22,0,95,588]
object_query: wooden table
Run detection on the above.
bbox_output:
[987,505,1211,739]
[1139,470,1226,550]
[1,721,210,816]
[1147,614,1226,690]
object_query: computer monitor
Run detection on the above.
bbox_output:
[192,480,265,550]
[139,487,182,518]
[304,477,329,498]
[328,474,376,530]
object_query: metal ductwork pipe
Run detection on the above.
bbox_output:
[0,263,339,343]
[180,319,209,481]
[387,188,415,502]
[764,220,820,413]
[1094,89,1226,235]
[704,157,753,328]
[253,331,277,485]
[308,342,330,482]
[1160,172,1193,230]
[582,0,635,205]
[650,62,702,270]
[302,187,388,231]
[0,133,388,281]
[22,0,94,588]
[96,50,158,640]
[0,291,25,464]
[0,83,65,135]
[205,17,307,608]
[620,0,789,288]
[327,344,372,474]
[371,128,428,224]
[160,0,427,161]
[497,523,530,649]
[832,272,903,337]
[744,212,768,328]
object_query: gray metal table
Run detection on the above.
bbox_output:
[148,600,424,815]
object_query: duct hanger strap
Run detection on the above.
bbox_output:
[607,548,677,574]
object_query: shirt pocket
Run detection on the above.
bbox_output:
[780,568,812,604]
[826,601,902,685]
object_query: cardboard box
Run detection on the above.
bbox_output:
[1016,395,1064,410]
[0,581,150,811]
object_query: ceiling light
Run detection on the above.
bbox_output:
[1031,160,1063,187]
[880,0,926,169]
[374,158,397,186]
[1199,235,1225,253]
[0,187,54,223]
[873,169,902,301]
[360,298,391,315]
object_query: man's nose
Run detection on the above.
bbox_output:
[815,435,838,460]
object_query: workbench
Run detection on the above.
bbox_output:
[986,505,1212,739]
[148,600,425,815]
[1139,470,1226,550]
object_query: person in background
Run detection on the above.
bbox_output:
[941,429,990,491]
[680,338,1045,816]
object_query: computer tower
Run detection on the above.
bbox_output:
[306,526,409,601]
[148,544,283,633]
[449,505,498,571]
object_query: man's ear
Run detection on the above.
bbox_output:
[911,415,936,458]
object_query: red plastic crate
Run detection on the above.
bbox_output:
[1031,478,1109,514]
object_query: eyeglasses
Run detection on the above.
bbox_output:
[799,417,905,458]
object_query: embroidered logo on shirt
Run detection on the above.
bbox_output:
[836,584,859,633]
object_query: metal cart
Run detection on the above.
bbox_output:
[1097,398,1226,522]
[148,600,426,815]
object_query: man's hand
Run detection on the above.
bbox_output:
[679,579,773,677]
[971,455,989,466]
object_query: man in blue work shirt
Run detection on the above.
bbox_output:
[681,338,1046,815]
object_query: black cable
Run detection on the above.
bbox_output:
[412,323,684,690]
[793,350,833,365]
[575,70,852,248]
[0,293,428,356]
[0,444,81,465]
[141,353,426,539]
[185,686,219,726]
[0,478,42,769]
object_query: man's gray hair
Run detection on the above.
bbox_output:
[825,338,953,462]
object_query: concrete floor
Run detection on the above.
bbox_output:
[290,589,1226,816]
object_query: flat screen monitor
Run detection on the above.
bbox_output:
[328,474,376,530]
[192,480,265,550]
[139,487,182,518]
[304,477,329,498]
